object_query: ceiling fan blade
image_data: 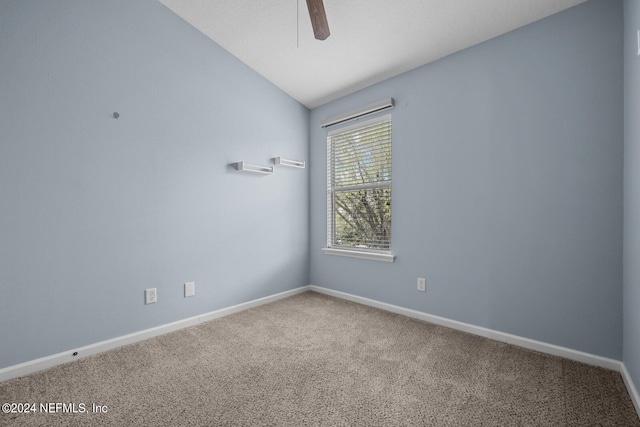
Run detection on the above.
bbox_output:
[306,0,330,40]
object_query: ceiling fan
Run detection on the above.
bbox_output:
[306,0,330,40]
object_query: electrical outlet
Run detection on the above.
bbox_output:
[417,278,426,292]
[145,288,157,304]
[184,282,195,298]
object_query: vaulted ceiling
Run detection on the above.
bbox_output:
[159,0,588,109]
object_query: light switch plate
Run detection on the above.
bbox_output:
[184,282,195,298]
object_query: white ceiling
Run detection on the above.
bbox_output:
[159,0,588,109]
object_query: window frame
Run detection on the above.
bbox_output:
[322,113,395,263]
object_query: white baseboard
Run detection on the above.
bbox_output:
[308,285,622,370]
[621,363,640,416]
[309,285,640,417]
[3,282,639,420]
[310,285,640,417]
[0,286,310,383]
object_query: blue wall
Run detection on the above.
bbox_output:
[0,0,309,368]
[0,0,631,371]
[624,0,640,396]
[310,0,624,359]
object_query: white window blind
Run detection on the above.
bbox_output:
[327,114,392,252]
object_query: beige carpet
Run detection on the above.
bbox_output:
[1,291,638,426]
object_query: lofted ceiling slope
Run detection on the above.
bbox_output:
[159,0,587,109]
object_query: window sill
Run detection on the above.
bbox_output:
[321,248,396,263]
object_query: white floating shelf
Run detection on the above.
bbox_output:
[235,161,274,175]
[274,156,305,169]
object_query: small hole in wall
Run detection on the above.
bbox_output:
[72,351,78,356]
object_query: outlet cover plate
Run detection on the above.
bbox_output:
[145,288,157,304]
[417,278,426,292]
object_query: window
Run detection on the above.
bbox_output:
[323,114,394,262]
